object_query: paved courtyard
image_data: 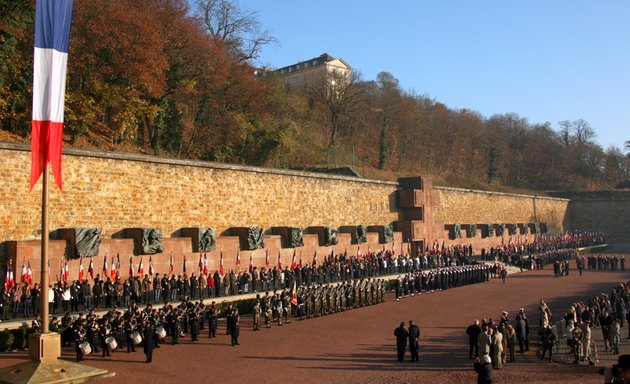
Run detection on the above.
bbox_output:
[1,258,628,384]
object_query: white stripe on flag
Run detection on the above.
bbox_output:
[32,47,68,123]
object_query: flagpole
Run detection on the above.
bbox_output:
[40,166,50,334]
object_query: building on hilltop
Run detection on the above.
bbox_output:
[256,53,352,88]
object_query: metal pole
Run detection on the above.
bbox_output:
[40,166,49,334]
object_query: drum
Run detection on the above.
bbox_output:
[79,341,92,355]
[105,336,118,350]
[131,331,143,345]
[155,325,166,340]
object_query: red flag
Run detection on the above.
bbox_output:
[138,257,144,276]
[5,260,15,291]
[169,252,174,275]
[111,255,118,280]
[27,261,33,286]
[149,256,155,276]
[21,262,28,285]
[30,0,74,191]
[291,250,297,270]
[291,281,298,306]
[198,254,203,273]
[357,247,362,262]
[278,251,283,271]
[203,254,208,275]
[64,260,69,282]
[129,257,134,278]
[102,254,108,278]
[236,251,241,268]
[249,253,254,273]
[265,250,270,268]
[78,257,84,282]
[88,257,94,279]
[220,252,225,275]
[3,263,10,291]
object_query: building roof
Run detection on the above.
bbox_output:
[275,53,351,75]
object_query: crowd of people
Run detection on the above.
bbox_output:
[469,277,630,384]
[586,254,626,271]
[393,264,491,300]
[555,280,630,365]
[1,229,607,324]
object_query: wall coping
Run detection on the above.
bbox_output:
[434,185,570,202]
[0,141,398,187]
[0,141,572,201]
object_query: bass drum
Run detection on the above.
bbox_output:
[79,341,92,355]
[155,325,166,340]
[131,331,143,345]
[105,336,118,350]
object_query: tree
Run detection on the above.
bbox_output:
[0,0,34,133]
[195,0,277,63]
[624,140,630,153]
[558,119,596,145]
[374,72,401,169]
[306,69,363,167]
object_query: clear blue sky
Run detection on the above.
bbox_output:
[239,0,629,150]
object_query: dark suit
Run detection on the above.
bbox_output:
[466,323,482,358]
[408,324,420,361]
[394,325,409,362]
[228,315,240,346]
[143,326,155,363]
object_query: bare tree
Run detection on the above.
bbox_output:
[195,0,278,63]
[305,70,363,167]
[624,140,630,153]
[375,72,401,169]
[558,119,596,145]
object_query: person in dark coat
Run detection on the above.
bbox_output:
[540,325,555,362]
[474,354,493,384]
[408,320,420,362]
[228,308,240,346]
[207,302,218,338]
[515,312,529,352]
[393,322,408,362]
[467,319,482,358]
[143,322,155,363]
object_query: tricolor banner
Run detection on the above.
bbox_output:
[31,0,74,191]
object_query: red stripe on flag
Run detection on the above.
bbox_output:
[30,120,64,190]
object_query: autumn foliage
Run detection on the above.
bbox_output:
[0,0,628,191]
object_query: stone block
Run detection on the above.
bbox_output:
[125,228,164,255]
[230,227,265,250]
[339,225,368,244]
[181,227,216,252]
[58,228,102,259]
[271,227,304,248]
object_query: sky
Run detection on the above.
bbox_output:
[238,0,630,150]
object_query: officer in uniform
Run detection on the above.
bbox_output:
[100,318,113,357]
[253,297,261,331]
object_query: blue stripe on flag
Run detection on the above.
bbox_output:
[34,0,74,53]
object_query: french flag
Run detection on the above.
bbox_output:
[31,0,74,191]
